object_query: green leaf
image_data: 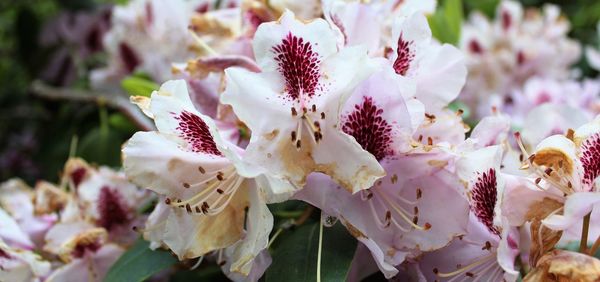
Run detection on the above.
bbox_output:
[428,0,464,45]
[78,127,122,167]
[104,238,178,282]
[444,0,463,42]
[265,221,357,282]
[108,113,137,135]
[121,76,159,97]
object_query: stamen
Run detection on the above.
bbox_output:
[434,254,495,278]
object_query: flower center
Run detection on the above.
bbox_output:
[472,168,500,236]
[361,184,430,232]
[433,252,500,280]
[393,33,414,76]
[71,240,102,259]
[118,42,140,73]
[97,186,130,231]
[70,167,87,188]
[166,166,244,216]
[342,96,393,161]
[581,132,600,189]
[175,111,223,156]
[272,33,322,101]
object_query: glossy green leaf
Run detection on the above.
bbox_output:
[265,221,357,282]
[104,238,177,282]
[121,76,159,97]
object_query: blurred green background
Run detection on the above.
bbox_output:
[0,0,599,184]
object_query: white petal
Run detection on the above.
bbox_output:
[227,182,273,276]
[123,131,230,199]
[542,192,600,230]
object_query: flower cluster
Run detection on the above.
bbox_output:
[9,0,600,281]
[0,159,151,281]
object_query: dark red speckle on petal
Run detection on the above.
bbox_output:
[342,96,393,161]
[70,167,87,188]
[119,42,140,73]
[97,186,130,231]
[501,10,512,31]
[272,32,321,101]
[175,111,223,156]
[581,132,600,189]
[472,168,500,236]
[393,33,414,76]
[469,40,483,54]
[0,249,10,259]
[71,240,102,259]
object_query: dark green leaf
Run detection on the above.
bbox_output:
[266,221,357,282]
[104,238,178,282]
[78,127,122,167]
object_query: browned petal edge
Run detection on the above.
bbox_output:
[525,197,564,266]
[524,250,600,282]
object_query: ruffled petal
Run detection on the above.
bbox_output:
[542,192,600,230]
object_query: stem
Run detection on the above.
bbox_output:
[317,212,324,282]
[589,235,600,256]
[268,228,284,249]
[294,206,315,226]
[580,212,591,253]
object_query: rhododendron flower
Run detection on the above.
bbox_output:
[123,80,288,277]
[0,239,51,282]
[501,117,600,261]
[460,0,581,119]
[91,0,209,88]
[419,145,520,281]
[388,12,466,112]
[43,221,124,282]
[0,179,57,247]
[295,68,469,278]
[222,10,384,193]
[59,158,150,245]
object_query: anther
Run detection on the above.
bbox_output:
[313,121,320,128]
[427,137,433,146]
[201,202,209,213]
[311,104,316,112]
[535,178,542,184]
[291,107,297,116]
[198,166,205,174]
[186,204,192,213]
[414,206,419,214]
[466,272,475,277]
[412,216,418,224]
[424,222,432,230]
[320,112,325,119]
[183,183,190,189]
[165,198,171,204]
[416,188,422,199]
[418,135,423,142]
[195,206,201,213]
[544,168,553,175]
[302,107,307,114]
[296,140,301,148]
[217,188,224,194]
[291,131,297,141]
[217,172,224,181]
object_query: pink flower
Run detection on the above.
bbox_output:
[221,10,384,193]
